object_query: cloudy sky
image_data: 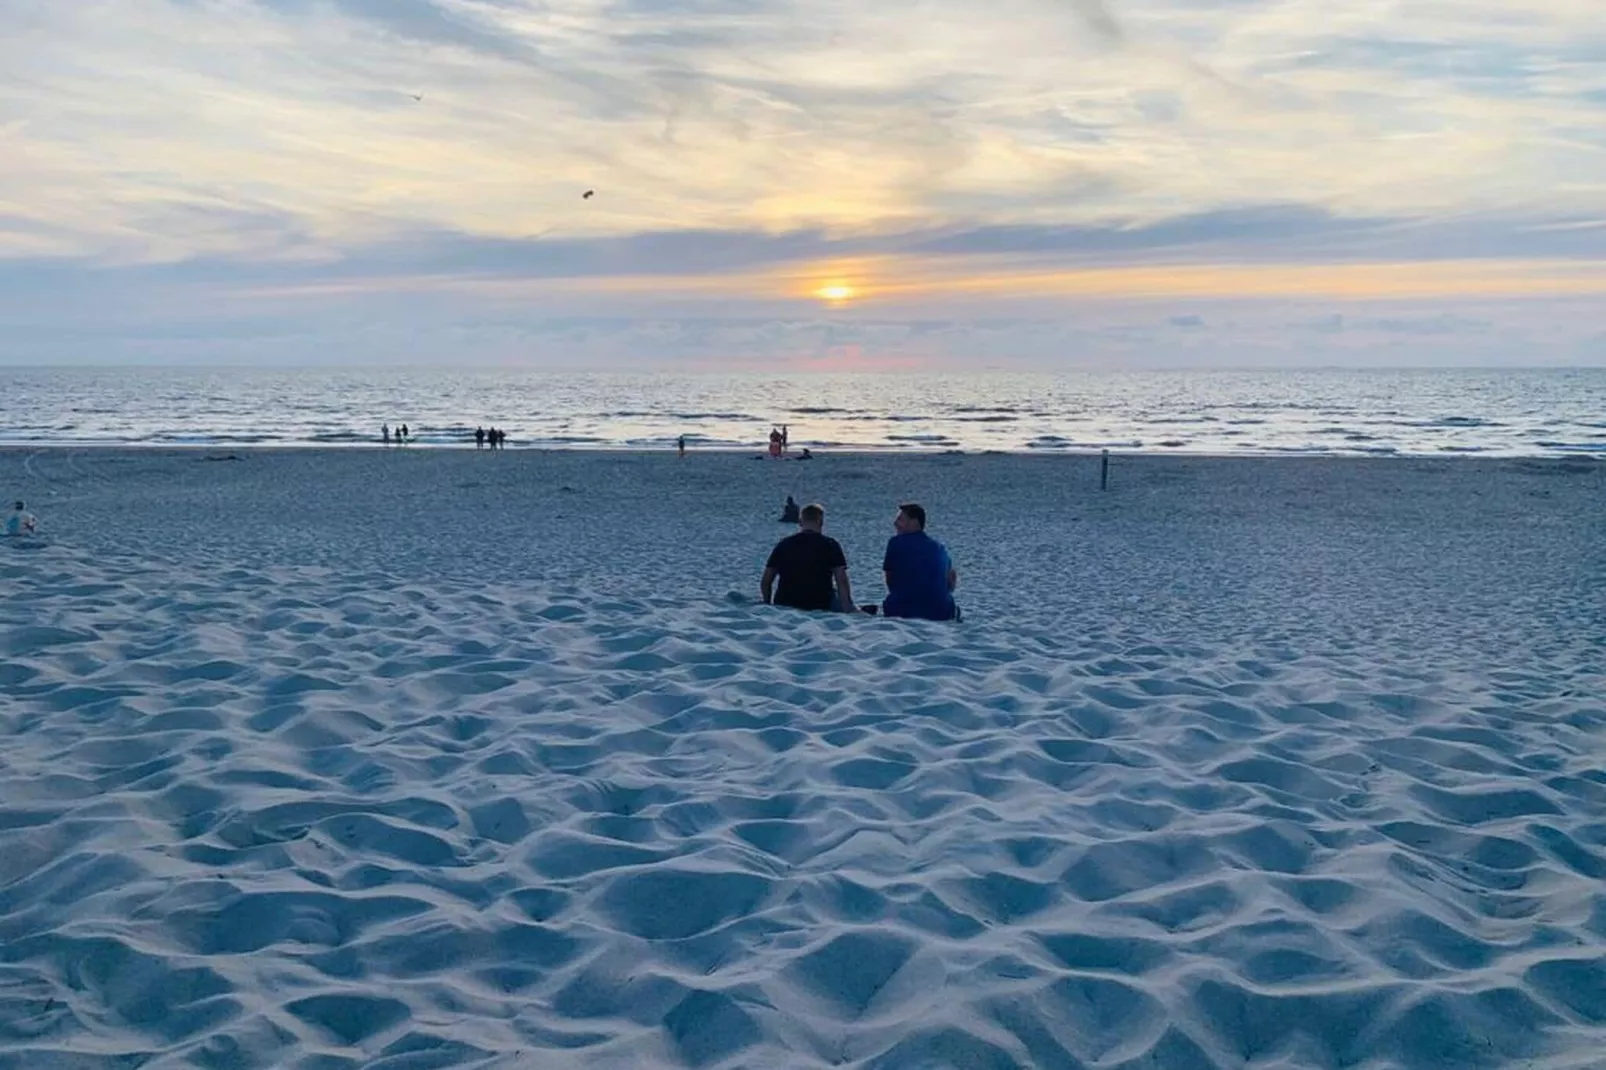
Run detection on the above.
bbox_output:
[2,0,1604,367]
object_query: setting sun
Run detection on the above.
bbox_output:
[815,283,857,303]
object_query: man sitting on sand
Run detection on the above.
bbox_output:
[762,503,857,613]
[6,500,37,537]
[880,502,958,621]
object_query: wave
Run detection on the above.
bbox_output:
[1532,440,1605,453]
[596,411,763,422]
[1025,437,1145,450]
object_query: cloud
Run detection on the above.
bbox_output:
[0,0,1603,365]
[1296,312,1494,336]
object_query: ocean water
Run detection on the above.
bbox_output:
[1,366,1603,456]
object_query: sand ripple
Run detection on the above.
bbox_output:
[2,547,1604,1068]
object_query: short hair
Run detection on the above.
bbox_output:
[12,501,21,510]
[898,502,927,529]
[799,503,825,525]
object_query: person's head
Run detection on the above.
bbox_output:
[799,503,826,531]
[894,502,926,533]
[13,501,23,511]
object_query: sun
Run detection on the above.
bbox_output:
[815,283,857,303]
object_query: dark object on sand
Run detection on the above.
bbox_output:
[582,190,595,199]
[204,454,243,462]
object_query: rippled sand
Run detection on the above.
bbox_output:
[2,448,1603,1069]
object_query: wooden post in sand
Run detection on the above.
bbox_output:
[1101,449,1110,491]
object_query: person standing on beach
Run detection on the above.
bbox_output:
[781,424,789,455]
[476,427,486,450]
[678,434,686,458]
[5,501,37,537]
[762,503,856,613]
[383,424,391,445]
[880,502,958,621]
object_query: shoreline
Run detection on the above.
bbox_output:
[2,443,1602,461]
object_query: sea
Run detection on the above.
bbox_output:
[2,366,1603,457]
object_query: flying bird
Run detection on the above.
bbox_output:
[410,93,424,102]
[582,190,595,199]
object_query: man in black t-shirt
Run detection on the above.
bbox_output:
[762,503,857,613]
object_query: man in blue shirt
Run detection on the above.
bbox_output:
[880,502,958,621]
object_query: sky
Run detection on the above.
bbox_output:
[1,0,1604,368]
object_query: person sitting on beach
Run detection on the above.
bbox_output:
[779,495,800,523]
[762,503,856,613]
[6,501,37,537]
[796,448,813,461]
[880,502,958,621]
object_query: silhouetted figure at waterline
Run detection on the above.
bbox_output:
[476,427,486,449]
[779,495,800,523]
[6,501,37,537]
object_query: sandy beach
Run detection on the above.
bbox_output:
[2,447,1603,1069]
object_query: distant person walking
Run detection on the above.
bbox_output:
[383,423,391,446]
[781,424,789,454]
[678,434,686,458]
[475,426,486,450]
[879,502,958,621]
[762,503,856,613]
[398,423,410,445]
[5,500,37,537]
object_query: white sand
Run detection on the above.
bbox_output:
[1,447,1603,1069]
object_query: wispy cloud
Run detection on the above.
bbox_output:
[0,0,1602,364]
